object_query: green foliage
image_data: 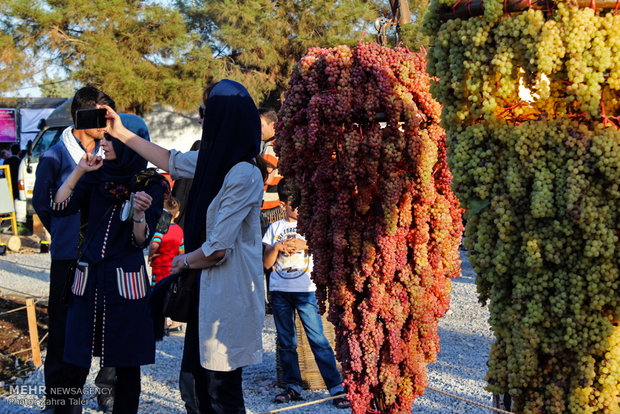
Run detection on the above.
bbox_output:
[4,0,213,113]
[1,1,431,110]
[0,2,36,93]
[178,0,389,106]
[398,0,430,50]
[0,33,31,93]
[39,75,77,98]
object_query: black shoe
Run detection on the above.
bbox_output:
[97,395,114,413]
[332,391,350,409]
[274,387,302,403]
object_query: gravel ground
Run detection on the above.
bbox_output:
[0,254,51,300]
[0,249,495,413]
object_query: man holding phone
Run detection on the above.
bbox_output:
[33,86,116,413]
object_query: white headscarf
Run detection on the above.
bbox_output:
[61,127,104,165]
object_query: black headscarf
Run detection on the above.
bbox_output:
[183,79,261,252]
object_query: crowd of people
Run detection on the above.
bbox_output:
[32,81,349,413]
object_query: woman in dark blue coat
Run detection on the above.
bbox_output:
[51,114,165,412]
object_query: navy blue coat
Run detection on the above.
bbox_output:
[33,136,101,260]
[54,174,163,368]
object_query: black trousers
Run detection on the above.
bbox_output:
[112,366,141,413]
[45,259,116,411]
[180,317,199,414]
[195,367,244,414]
[94,367,116,411]
[45,259,83,409]
[55,364,139,414]
[180,317,245,414]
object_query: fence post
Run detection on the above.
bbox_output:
[25,298,42,366]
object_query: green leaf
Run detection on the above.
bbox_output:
[469,199,489,214]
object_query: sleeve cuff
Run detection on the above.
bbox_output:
[168,149,182,181]
[131,222,151,249]
[169,149,198,181]
[151,233,163,244]
[50,192,71,211]
[201,241,231,267]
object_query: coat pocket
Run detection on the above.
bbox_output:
[116,266,148,300]
[71,262,89,296]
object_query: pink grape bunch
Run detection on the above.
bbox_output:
[275,41,464,414]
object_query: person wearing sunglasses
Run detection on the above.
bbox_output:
[102,80,270,414]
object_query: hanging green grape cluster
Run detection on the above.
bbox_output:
[424,2,619,413]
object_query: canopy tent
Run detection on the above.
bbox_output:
[0,98,68,148]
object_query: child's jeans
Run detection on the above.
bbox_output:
[271,291,344,396]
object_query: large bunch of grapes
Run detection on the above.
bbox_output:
[275,41,464,413]
[424,2,620,413]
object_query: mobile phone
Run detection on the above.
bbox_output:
[156,209,173,234]
[75,108,107,130]
[121,193,135,222]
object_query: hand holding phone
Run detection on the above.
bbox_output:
[100,105,130,143]
[75,108,107,130]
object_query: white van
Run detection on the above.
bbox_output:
[16,99,73,220]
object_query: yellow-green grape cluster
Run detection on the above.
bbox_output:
[424,2,620,413]
[458,119,619,413]
[423,4,620,130]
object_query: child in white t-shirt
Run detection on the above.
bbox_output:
[262,179,349,408]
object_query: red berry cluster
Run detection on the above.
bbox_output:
[276,41,464,414]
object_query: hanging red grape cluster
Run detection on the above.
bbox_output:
[275,41,464,413]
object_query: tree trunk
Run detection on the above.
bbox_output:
[0,234,21,252]
[390,0,413,25]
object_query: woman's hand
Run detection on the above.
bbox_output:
[77,153,103,173]
[132,191,152,244]
[132,191,152,219]
[170,254,186,275]
[101,104,131,143]
[171,249,225,274]
[53,154,101,204]
[101,104,172,172]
